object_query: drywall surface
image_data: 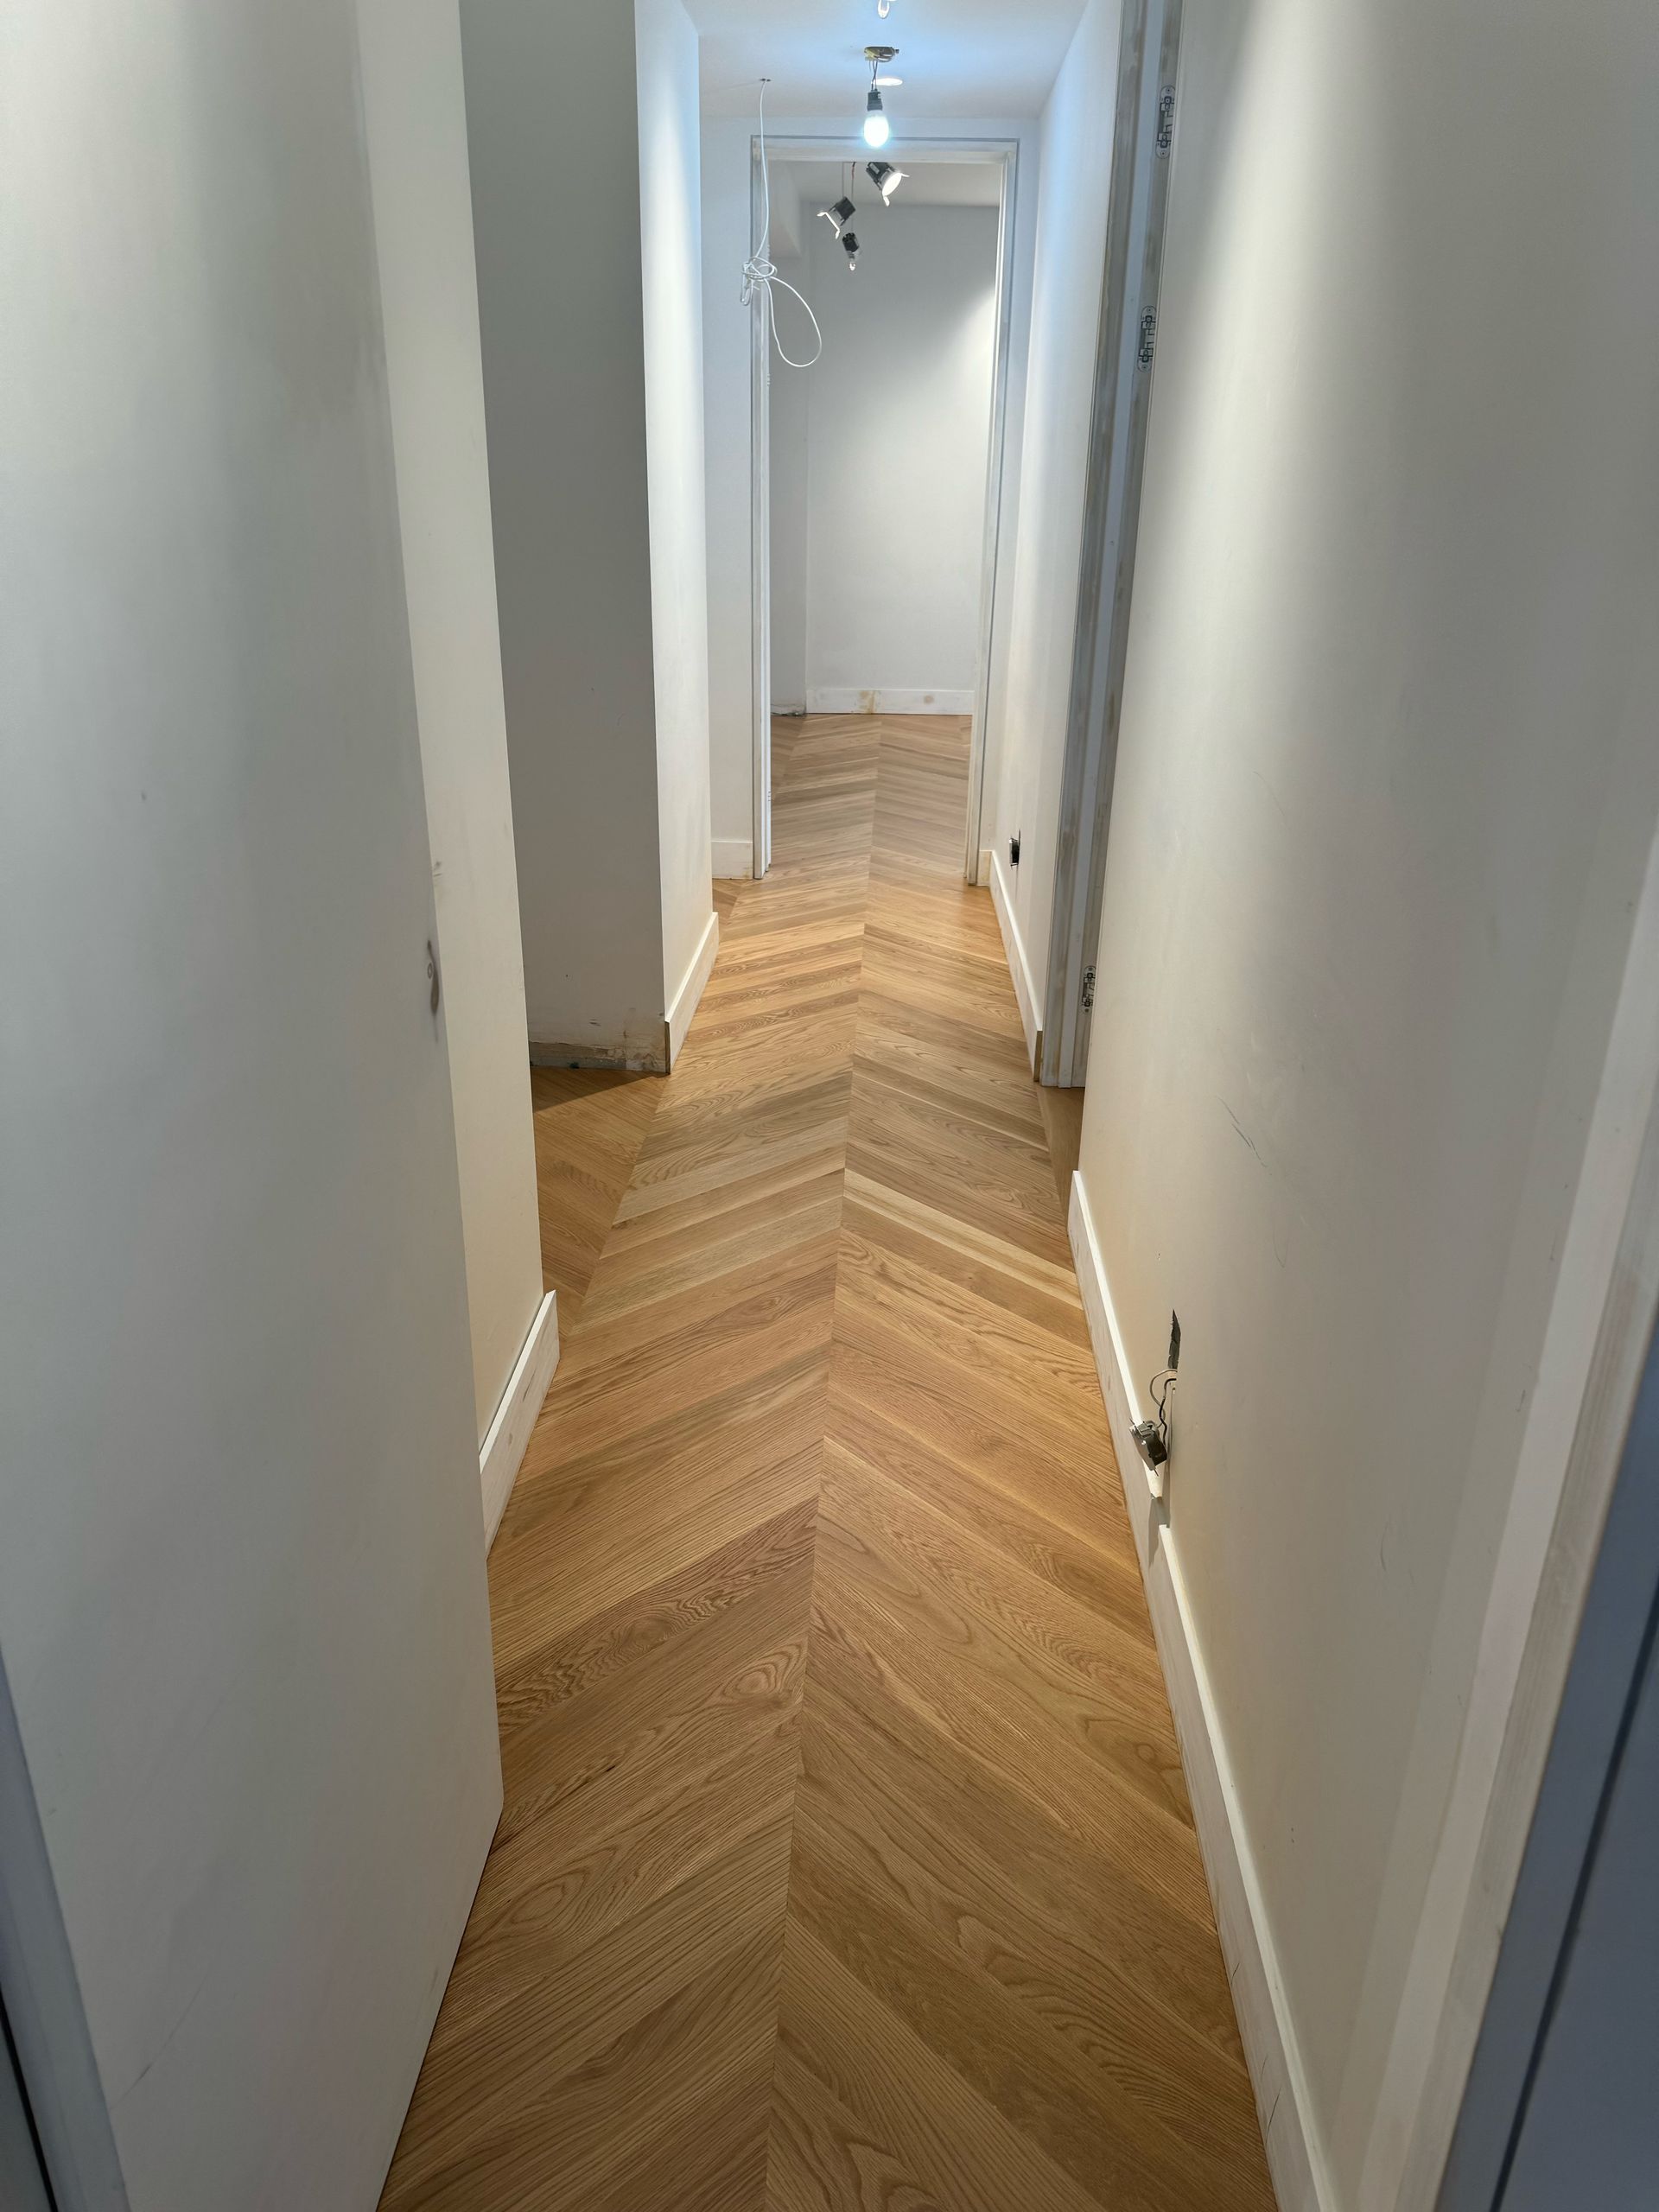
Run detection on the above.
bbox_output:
[768,248,811,714]
[358,0,545,1444]
[787,205,999,706]
[702,112,1041,861]
[1074,1,1659,2203]
[0,3,502,2204]
[462,0,667,1058]
[990,0,1121,1008]
[636,0,715,1007]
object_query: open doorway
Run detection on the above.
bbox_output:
[747,141,1020,880]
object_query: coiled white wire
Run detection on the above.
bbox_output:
[741,81,823,370]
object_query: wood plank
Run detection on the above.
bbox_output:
[378,716,1271,2212]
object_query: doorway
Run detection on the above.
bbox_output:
[747,139,1020,881]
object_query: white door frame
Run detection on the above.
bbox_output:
[747,136,1022,882]
[1382,809,1659,2209]
[1042,0,1183,1084]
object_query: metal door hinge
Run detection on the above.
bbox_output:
[1137,309,1157,370]
[1156,86,1176,156]
[1081,965,1096,1012]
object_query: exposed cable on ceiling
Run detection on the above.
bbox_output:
[740,80,823,368]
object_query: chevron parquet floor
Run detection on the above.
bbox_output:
[380,715,1274,2212]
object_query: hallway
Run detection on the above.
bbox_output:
[380,715,1272,2211]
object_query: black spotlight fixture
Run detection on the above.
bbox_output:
[817,194,858,241]
[865,161,908,205]
[840,229,861,272]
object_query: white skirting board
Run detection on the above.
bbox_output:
[712,838,753,881]
[988,851,1042,1072]
[1067,1173,1335,2212]
[665,909,720,1069]
[806,686,976,715]
[480,1291,560,1548]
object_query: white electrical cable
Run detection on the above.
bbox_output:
[741,80,823,369]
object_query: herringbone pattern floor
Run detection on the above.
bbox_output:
[380,716,1274,2212]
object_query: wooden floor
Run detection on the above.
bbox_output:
[381,716,1273,2212]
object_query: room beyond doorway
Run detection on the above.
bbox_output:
[747,143,1019,882]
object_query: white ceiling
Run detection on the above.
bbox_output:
[690,0,1086,121]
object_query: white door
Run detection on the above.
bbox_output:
[0,5,501,2207]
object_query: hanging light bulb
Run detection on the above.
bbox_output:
[862,46,897,149]
[866,161,907,205]
[841,230,860,272]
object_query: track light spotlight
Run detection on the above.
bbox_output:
[817,194,858,240]
[841,230,861,271]
[865,161,907,204]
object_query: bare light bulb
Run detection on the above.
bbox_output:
[863,89,891,149]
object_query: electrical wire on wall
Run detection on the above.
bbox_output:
[741,80,823,368]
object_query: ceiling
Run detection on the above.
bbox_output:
[690,0,1086,121]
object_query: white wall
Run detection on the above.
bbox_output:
[990,0,1122,1015]
[781,205,999,712]
[636,0,716,1004]
[357,0,546,1445]
[1075,1,1659,2205]
[463,0,713,1066]
[0,3,502,2202]
[702,112,1042,866]
[768,247,811,715]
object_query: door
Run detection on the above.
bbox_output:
[0,1996,51,2212]
[1500,1619,1659,2209]
[0,5,501,2206]
[1437,1294,1659,2212]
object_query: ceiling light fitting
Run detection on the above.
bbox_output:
[863,46,897,149]
[866,161,907,205]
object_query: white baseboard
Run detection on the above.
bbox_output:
[977,847,994,891]
[1066,1174,1332,2212]
[712,838,753,880]
[988,851,1042,1072]
[807,686,976,715]
[665,909,720,1069]
[480,1290,560,1548]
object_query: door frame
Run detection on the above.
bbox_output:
[1041,0,1183,1085]
[747,134,1022,882]
[1437,1310,1659,2212]
[1376,806,1659,2209]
